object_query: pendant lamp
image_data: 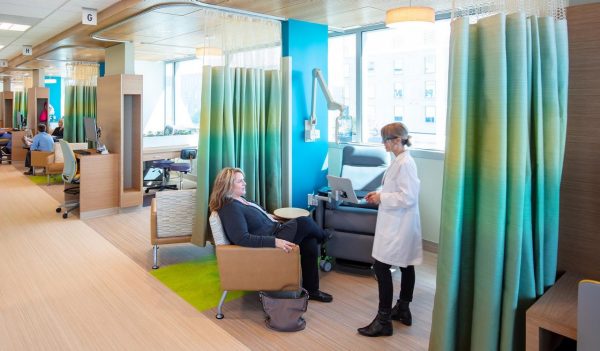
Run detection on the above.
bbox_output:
[385,2,435,27]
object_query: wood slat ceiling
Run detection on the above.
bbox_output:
[0,0,453,75]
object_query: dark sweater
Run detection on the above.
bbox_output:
[218,200,278,248]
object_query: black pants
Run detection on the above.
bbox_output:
[25,149,31,168]
[373,260,415,310]
[275,216,326,293]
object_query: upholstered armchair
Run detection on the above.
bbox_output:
[31,149,63,185]
[314,145,389,269]
[209,212,301,319]
[150,189,194,269]
[150,190,301,319]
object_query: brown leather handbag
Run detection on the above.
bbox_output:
[259,289,308,332]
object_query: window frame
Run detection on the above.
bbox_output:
[328,12,450,152]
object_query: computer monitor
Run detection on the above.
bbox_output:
[83,116,98,143]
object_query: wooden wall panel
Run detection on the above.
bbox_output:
[558,3,600,279]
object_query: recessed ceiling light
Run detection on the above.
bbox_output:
[0,22,31,31]
[0,45,4,49]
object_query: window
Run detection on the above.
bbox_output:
[425,80,435,98]
[329,19,450,150]
[328,34,357,141]
[394,82,403,98]
[173,59,202,129]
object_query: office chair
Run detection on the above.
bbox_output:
[55,139,80,219]
[169,148,197,190]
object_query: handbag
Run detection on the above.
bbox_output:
[259,289,308,332]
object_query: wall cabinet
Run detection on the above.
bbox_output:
[97,74,143,208]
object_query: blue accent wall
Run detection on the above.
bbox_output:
[282,19,329,208]
[44,76,61,123]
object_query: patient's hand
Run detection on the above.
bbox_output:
[275,238,296,253]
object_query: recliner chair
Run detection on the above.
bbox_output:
[315,145,389,268]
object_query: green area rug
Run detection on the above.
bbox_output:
[28,174,62,185]
[150,255,246,311]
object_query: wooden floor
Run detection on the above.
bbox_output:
[0,165,246,350]
[4,163,438,350]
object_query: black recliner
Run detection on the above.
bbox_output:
[315,145,389,268]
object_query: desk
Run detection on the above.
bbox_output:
[69,150,119,219]
[143,145,189,162]
[526,272,581,351]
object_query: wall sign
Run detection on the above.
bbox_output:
[0,60,7,68]
[22,45,32,56]
[82,8,97,26]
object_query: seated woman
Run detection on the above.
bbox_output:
[51,118,64,139]
[209,167,333,302]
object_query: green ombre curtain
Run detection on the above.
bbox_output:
[192,66,282,245]
[430,13,568,351]
[64,85,97,142]
[13,90,27,128]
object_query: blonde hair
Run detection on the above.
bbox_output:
[209,167,244,212]
[381,122,411,147]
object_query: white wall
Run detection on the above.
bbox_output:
[328,144,444,244]
[135,61,165,133]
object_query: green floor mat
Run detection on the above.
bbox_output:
[150,255,246,311]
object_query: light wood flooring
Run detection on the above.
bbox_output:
[4,162,438,350]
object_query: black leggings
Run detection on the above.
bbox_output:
[373,260,415,310]
[276,216,326,293]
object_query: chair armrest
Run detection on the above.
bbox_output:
[216,245,301,291]
[150,198,157,243]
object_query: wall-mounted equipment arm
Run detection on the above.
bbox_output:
[306,68,347,142]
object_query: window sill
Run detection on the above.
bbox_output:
[327,141,445,161]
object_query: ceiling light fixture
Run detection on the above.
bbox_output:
[385,2,435,27]
[195,47,223,58]
[0,22,31,31]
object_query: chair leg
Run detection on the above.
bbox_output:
[152,245,159,269]
[216,291,228,319]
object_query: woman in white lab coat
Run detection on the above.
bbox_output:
[358,122,423,337]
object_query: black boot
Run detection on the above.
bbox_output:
[357,309,393,337]
[391,300,412,326]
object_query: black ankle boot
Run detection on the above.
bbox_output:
[357,309,393,337]
[391,300,412,326]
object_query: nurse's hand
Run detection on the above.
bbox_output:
[275,238,296,253]
[365,191,381,204]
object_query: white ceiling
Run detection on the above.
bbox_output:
[0,0,120,61]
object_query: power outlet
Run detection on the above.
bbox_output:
[304,120,320,142]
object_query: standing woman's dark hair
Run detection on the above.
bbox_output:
[380,122,411,147]
[209,167,244,212]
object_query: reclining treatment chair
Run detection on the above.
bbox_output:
[210,212,301,319]
[315,145,389,268]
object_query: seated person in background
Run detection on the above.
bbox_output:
[210,167,334,303]
[0,129,12,154]
[51,118,64,139]
[23,124,54,175]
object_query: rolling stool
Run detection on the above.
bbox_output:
[0,138,11,165]
[169,148,197,190]
[144,159,178,193]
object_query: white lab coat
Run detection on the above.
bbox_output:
[371,151,423,267]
